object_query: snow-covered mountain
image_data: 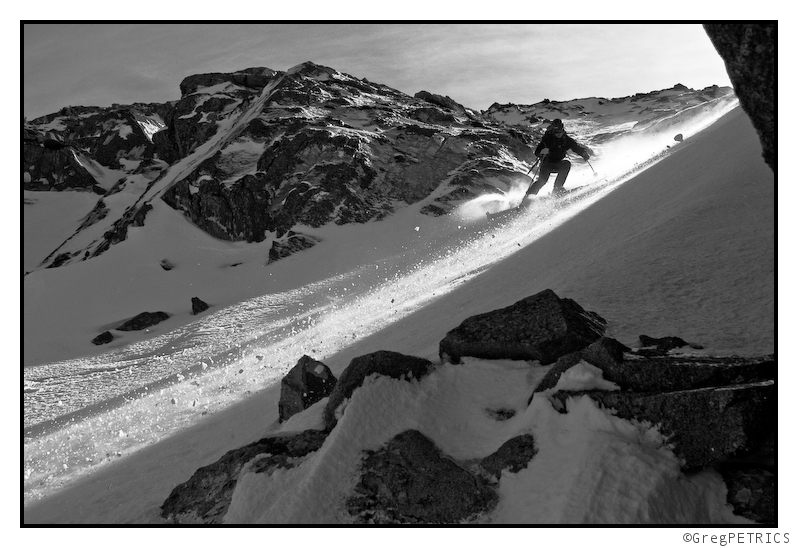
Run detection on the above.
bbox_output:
[23,62,775,526]
[23,61,736,368]
[24,62,736,273]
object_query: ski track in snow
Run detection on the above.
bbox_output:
[23,101,745,510]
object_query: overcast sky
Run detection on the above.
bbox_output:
[23,23,733,120]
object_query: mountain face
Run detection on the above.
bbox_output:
[23,61,735,270]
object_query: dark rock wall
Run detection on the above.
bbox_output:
[704,23,775,171]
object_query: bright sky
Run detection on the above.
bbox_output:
[23,22,733,120]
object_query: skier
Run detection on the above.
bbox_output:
[526,119,590,196]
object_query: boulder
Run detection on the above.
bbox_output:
[674,133,684,142]
[346,430,497,524]
[704,24,775,171]
[191,297,209,315]
[479,434,538,480]
[439,289,606,364]
[323,351,434,431]
[552,380,775,470]
[278,355,337,422]
[115,311,170,331]
[160,429,327,524]
[91,331,114,345]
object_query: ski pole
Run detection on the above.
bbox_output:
[521,154,546,199]
[586,158,597,176]
[526,156,541,175]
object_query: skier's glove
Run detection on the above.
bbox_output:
[581,152,590,160]
[538,148,549,157]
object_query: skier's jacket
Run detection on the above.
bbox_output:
[534,130,588,163]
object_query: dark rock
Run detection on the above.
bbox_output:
[178,67,278,96]
[484,407,516,421]
[116,311,170,331]
[279,355,337,422]
[552,380,775,469]
[91,331,114,345]
[267,232,321,263]
[161,429,327,524]
[191,297,209,315]
[346,430,497,524]
[160,259,174,271]
[408,106,457,124]
[532,337,629,396]
[717,464,775,524]
[323,351,434,431]
[480,434,538,479]
[594,354,774,394]
[42,138,67,150]
[23,139,100,192]
[80,202,154,265]
[535,346,773,399]
[439,289,606,364]
[414,90,467,114]
[704,24,775,171]
[638,334,695,353]
[674,133,684,142]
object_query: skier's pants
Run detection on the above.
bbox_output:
[527,159,571,195]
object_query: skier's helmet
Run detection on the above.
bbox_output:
[549,119,564,132]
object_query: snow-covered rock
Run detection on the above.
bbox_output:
[323,350,434,431]
[160,429,327,524]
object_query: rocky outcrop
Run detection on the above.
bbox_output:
[160,429,327,524]
[414,90,467,114]
[346,429,497,524]
[178,67,279,96]
[268,232,321,263]
[323,351,434,431]
[533,338,773,396]
[439,289,606,364]
[704,24,775,171]
[23,140,103,192]
[278,355,337,422]
[115,311,170,331]
[25,104,168,184]
[552,380,774,470]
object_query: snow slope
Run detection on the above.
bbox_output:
[23,105,777,529]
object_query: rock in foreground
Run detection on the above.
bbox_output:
[439,289,606,364]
